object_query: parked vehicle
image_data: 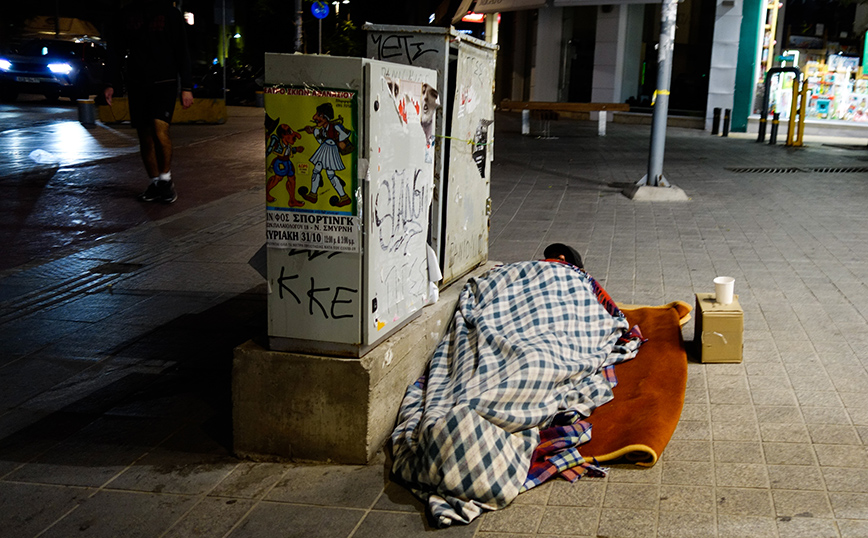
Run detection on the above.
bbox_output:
[0,38,106,102]
[192,63,264,106]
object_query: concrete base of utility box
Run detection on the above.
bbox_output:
[232,262,495,464]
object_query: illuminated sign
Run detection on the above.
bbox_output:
[462,12,486,23]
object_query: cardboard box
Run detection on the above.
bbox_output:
[695,293,743,363]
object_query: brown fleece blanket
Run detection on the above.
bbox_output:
[579,301,691,466]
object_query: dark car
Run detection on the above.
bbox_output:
[0,38,106,102]
[192,63,264,105]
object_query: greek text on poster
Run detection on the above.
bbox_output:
[266,211,361,252]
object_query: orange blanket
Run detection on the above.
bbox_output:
[579,301,691,466]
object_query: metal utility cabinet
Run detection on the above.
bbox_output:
[264,54,438,356]
[365,25,497,285]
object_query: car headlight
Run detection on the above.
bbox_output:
[0,59,11,71]
[47,63,73,75]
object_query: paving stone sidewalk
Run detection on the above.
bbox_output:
[2,112,868,537]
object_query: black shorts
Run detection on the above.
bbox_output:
[128,80,178,127]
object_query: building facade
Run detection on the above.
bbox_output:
[476,0,867,133]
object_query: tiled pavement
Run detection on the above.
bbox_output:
[2,111,868,537]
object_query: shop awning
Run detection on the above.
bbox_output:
[23,16,101,39]
[475,0,662,13]
[474,0,548,14]
[553,0,661,5]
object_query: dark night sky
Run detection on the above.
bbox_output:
[1,0,458,62]
[3,0,854,39]
[2,0,452,33]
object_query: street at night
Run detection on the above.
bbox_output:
[0,98,263,270]
[4,0,868,535]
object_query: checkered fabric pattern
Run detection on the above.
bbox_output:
[520,421,594,492]
[560,458,610,482]
[390,261,642,527]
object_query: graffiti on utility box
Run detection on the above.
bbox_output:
[369,33,439,65]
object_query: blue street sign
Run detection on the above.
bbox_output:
[312,1,329,19]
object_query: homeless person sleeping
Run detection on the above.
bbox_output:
[389,244,648,527]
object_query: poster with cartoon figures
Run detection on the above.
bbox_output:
[264,86,359,252]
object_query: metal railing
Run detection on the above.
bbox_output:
[756,67,806,147]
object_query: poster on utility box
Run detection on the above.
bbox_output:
[264,86,359,252]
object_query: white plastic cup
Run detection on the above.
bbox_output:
[714,276,735,305]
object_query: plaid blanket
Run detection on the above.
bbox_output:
[521,420,595,492]
[390,261,643,526]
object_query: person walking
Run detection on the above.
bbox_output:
[103,0,194,204]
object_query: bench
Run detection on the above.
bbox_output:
[498,100,630,136]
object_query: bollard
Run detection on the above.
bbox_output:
[756,116,766,142]
[255,91,264,108]
[77,98,96,126]
[541,111,551,138]
[786,81,800,146]
[711,107,721,135]
[521,109,530,136]
[769,112,779,145]
[795,80,807,147]
[722,109,730,137]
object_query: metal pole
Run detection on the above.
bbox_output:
[711,107,721,135]
[222,0,227,101]
[294,0,303,53]
[796,80,807,146]
[786,76,799,146]
[638,0,678,187]
[757,71,772,143]
[319,19,322,54]
[769,112,779,145]
[54,0,60,37]
[758,67,802,143]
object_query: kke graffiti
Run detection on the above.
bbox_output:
[370,34,438,65]
[275,250,356,320]
[374,169,428,255]
[276,266,357,319]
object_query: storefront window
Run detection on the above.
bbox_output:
[803,57,867,121]
[750,0,863,124]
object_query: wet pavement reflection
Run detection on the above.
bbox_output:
[0,122,139,171]
[0,95,78,130]
[0,100,264,271]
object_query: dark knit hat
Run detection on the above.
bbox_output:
[543,243,583,269]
